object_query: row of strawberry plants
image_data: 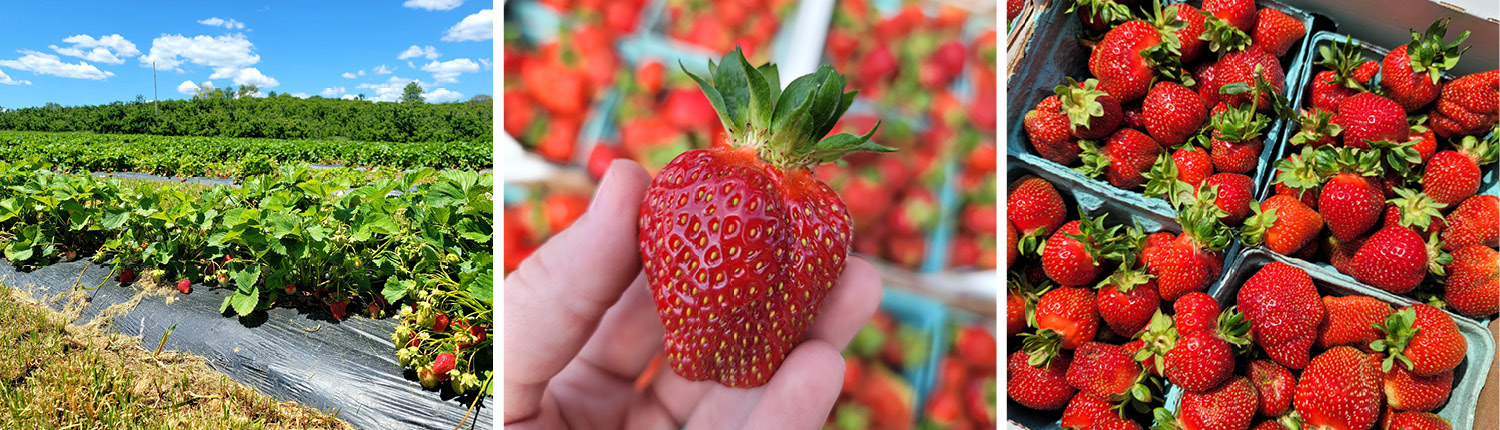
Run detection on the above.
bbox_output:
[0,158,494,395]
[0,130,492,176]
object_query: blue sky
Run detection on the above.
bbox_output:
[0,0,494,108]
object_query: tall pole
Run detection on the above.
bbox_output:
[152,62,159,115]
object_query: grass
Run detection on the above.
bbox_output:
[0,283,353,429]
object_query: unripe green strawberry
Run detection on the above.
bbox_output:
[639,49,891,388]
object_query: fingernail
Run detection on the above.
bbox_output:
[587,160,621,214]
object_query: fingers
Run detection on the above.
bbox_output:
[503,160,652,423]
[572,273,666,381]
[698,340,846,430]
[805,256,883,350]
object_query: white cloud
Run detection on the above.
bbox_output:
[426,88,463,103]
[442,9,493,41]
[139,34,259,72]
[341,94,358,100]
[198,17,246,30]
[320,86,346,97]
[403,0,464,11]
[357,76,420,102]
[0,68,31,85]
[176,80,198,94]
[0,50,112,80]
[290,92,310,98]
[219,67,278,88]
[397,45,441,60]
[49,34,139,65]
[373,64,394,74]
[342,72,357,79]
[420,58,479,83]
[478,58,492,69]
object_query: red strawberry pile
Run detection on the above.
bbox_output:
[530,0,651,35]
[825,0,989,119]
[1245,20,1498,318]
[503,22,622,163]
[584,59,726,178]
[828,312,929,430]
[1024,0,1307,223]
[501,182,592,275]
[662,0,798,65]
[1138,261,1469,430]
[920,323,998,429]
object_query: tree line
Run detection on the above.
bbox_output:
[0,89,492,144]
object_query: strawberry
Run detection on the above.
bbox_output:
[1007,222,1021,271]
[1007,0,1025,21]
[1057,78,1125,140]
[638,51,890,388]
[1328,235,1367,276]
[1143,195,1231,302]
[1289,108,1343,147]
[1062,392,1117,429]
[1429,70,1499,137]
[1241,195,1324,255]
[1032,286,1101,350]
[1383,364,1454,412]
[1373,305,1467,377]
[1247,359,1295,416]
[1008,349,1077,410]
[1316,295,1394,351]
[1409,126,1438,162]
[857,44,898,87]
[1320,172,1385,241]
[1159,375,1259,430]
[1203,0,1255,33]
[504,90,537,138]
[1422,135,1497,206]
[1143,146,1216,202]
[1142,81,1207,147]
[119,268,136,283]
[176,279,191,294]
[432,352,456,380]
[1043,215,1123,287]
[1388,412,1453,430]
[1252,421,1289,430]
[1381,19,1471,112]
[968,377,999,426]
[1441,194,1499,251]
[1350,225,1432,294]
[1164,330,1237,393]
[1215,49,1285,111]
[1208,101,1270,175]
[1078,128,1163,190]
[432,311,450,333]
[1385,188,1448,236]
[1006,284,1027,337]
[1444,245,1499,317]
[329,300,348,320]
[1250,8,1305,57]
[1310,70,1360,114]
[636,61,665,95]
[1027,96,1085,165]
[1071,0,1133,32]
[1335,92,1410,149]
[1160,4,1208,64]
[1202,173,1254,224]
[1096,269,1161,337]
[536,116,580,163]
[1295,347,1383,430]
[1238,262,1324,369]
[1067,341,1147,400]
[1090,20,1178,103]
[1172,292,1220,336]
[955,325,997,370]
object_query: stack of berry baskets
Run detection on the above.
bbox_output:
[1250,27,1499,323]
[1008,0,1318,276]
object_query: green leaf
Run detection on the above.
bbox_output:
[469,269,493,302]
[383,278,414,303]
[735,52,774,130]
[681,65,736,135]
[229,288,259,317]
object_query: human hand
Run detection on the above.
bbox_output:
[504,159,883,429]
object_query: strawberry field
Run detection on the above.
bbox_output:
[504,0,998,427]
[0,155,493,428]
[1007,1,1499,429]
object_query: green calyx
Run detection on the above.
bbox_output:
[1426,231,1452,276]
[1371,307,1421,372]
[1152,407,1182,430]
[1367,138,1424,178]
[1387,187,1446,231]
[1290,109,1343,146]
[1314,35,1372,92]
[1011,269,1055,331]
[1209,101,1270,143]
[1055,77,1112,132]
[1406,18,1471,85]
[1197,10,1251,56]
[1275,147,1329,193]
[1074,139,1111,179]
[1142,0,1193,86]
[1068,0,1135,29]
[1021,329,1065,368]
[1134,310,1177,376]
[1175,182,1234,251]
[1313,146,1385,177]
[1215,306,1254,354]
[1238,200,1275,248]
[1142,151,1196,202]
[680,48,894,170]
[1458,132,1500,165]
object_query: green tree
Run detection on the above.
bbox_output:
[401,82,424,104]
[237,84,259,99]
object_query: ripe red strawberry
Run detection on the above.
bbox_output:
[1441,194,1499,251]
[1032,286,1101,350]
[1096,269,1161,336]
[1422,136,1497,206]
[1350,225,1432,294]
[1388,412,1453,430]
[1173,146,1215,188]
[1090,20,1173,103]
[1238,262,1324,369]
[1295,347,1383,430]
[119,268,136,283]
[1203,0,1255,32]
[1320,173,1385,241]
[1195,62,1223,107]
[635,61,665,95]
[1057,78,1125,140]
[1007,222,1021,270]
[1328,235,1367,276]
[1203,173,1254,224]
[1062,392,1117,429]
[1006,286,1027,337]
[1335,92,1410,148]
[1383,364,1454,412]
[1270,148,1324,209]
[1444,245,1499,317]
[1310,70,1359,113]
[1247,359,1295,416]
[956,325,997,369]
[1141,207,1229,302]
[1374,305,1467,377]
[1429,70,1499,137]
[432,352,456,380]
[1165,330,1237,393]
[1289,108,1342,147]
[1007,349,1077,410]
[1078,128,1163,190]
[1410,126,1438,162]
[1162,375,1259,430]
[1142,81,1206,147]
[1163,4,1208,64]
[1382,19,1470,112]
[1316,295,1394,350]
[176,279,191,294]
[432,311,450,333]
[1043,216,1122,287]
[1009,176,1068,250]
[1208,102,1269,175]
[1215,49,1285,111]
[1007,0,1025,20]
[1027,96,1085,165]
[1241,195,1324,255]
[638,51,890,387]
[1250,8,1306,57]
[1067,341,1146,400]
[329,300,348,320]
[1172,292,1219,336]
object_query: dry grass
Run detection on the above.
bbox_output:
[0,284,353,429]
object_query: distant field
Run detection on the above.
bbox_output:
[0,131,491,177]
